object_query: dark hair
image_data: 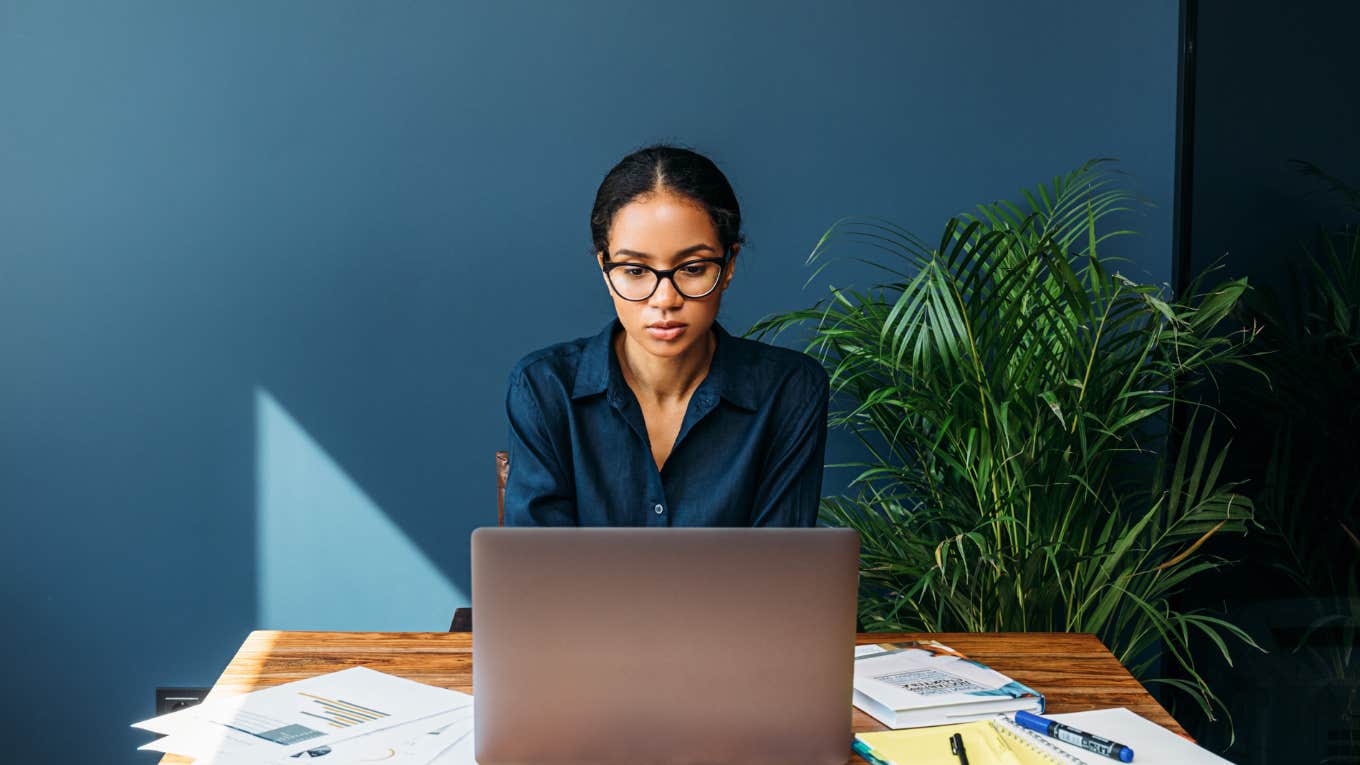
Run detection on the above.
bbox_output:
[590,144,745,259]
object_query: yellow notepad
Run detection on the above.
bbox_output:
[857,717,1087,765]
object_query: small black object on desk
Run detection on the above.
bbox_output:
[950,731,970,765]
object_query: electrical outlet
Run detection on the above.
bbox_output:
[155,687,210,716]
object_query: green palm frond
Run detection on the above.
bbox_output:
[751,161,1260,722]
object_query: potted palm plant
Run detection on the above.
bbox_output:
[753,161,1260,719]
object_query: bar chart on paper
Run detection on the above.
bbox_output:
[298,692,392,728]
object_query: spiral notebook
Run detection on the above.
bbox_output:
[855,709,1233,765]
[855,716,1088,765]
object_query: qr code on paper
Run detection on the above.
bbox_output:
[872,669,985,696]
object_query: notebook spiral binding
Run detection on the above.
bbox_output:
[989,715,1089,765]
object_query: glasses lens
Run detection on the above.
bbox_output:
[673,261,722,297]
[608,265,659,301]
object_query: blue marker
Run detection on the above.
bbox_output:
[1015,710,1135,762]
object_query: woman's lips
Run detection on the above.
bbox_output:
[646,323,687,341]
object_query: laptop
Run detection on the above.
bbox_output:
[471,527,860,765]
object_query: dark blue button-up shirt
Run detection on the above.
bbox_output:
[503,319,829,527]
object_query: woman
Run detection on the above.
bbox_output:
[504,144,829,526]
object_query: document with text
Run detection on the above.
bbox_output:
[132,666,472,761]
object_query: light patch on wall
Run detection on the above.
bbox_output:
[255,387,463,631]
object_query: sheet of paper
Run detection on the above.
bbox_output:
[132,666,471,759]
[266,706,475,764]
[426,721,477,765]
[1044,708,1234,764]
[137,710,473,763]
[138,720,270,758]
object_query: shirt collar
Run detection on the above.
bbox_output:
[570,319,761,411]
[570,320,617,400]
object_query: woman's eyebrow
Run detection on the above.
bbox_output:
[613,244,715,260]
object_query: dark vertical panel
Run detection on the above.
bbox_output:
[1172,0,1198,296]
[1182,2,1360,762]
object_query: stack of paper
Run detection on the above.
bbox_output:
[132,666,476,764]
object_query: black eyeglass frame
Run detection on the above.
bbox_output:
[600,248,734,302]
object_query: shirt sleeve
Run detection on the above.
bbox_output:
[503,367,579,526]
[749,357,829,527]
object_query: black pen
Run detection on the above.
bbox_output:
[950,732,970,765]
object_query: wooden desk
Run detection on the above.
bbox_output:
[158,631,1183,764]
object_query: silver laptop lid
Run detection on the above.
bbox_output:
[472,527,860,765]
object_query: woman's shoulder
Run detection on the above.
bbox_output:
[718,328,828,393]
[510,338,586,379]
[507,322,613,392]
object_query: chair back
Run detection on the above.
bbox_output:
[450,450,508,632]
[495,450,508,527]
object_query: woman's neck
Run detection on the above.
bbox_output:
[615,326,716,404]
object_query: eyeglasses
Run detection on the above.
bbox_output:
[601,249,732,302]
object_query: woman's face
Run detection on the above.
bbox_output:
[598,190,738,360]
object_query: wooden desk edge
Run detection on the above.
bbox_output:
[158,630,1186,765]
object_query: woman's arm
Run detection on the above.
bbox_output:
[503,368,578,526]
[749,358,829,527]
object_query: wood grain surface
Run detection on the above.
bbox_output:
[156,630,1183,764]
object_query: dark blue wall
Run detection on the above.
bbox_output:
[0,1,1177,758]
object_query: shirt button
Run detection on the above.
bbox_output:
[654,503,665,515]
